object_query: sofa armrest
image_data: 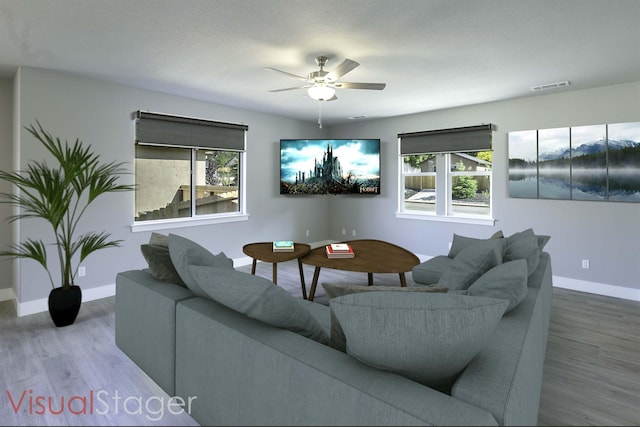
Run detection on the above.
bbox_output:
[451,251,553,425]
[175,297,498,426]
[115,269,194,396]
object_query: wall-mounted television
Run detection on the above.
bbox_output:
[280,139,380,195]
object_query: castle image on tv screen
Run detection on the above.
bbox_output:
[280,139,381,195]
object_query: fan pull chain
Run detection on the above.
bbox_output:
[317,101,323,128]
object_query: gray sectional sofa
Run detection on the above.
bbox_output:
[115,230,553,426]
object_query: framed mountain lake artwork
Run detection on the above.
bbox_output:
[508,121,640,202]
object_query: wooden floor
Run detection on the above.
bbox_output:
[1,260,638,426]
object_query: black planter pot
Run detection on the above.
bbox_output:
[48,285,82,327]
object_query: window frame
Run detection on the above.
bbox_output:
[131,112,249,232]
[396,126,496,226]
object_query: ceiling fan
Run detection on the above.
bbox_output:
[266,56,386,102]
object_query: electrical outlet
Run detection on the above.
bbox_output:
[341,228,346,235]
[78,266,86,277]
[305,229,310,237]
[352,229,356,237]
[581,259,590,269]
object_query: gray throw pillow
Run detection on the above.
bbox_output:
[466,259,528,312]
[149,232,169,247]
[448,231,504,258]
[331,292,508,390]
[506,228,550,251]
[188,265,328,344]
[321,283,448,351]
[504,233,540,276]
[536,234,551,251]
[168,234,234,298]
[438,238,505,290]
[140,243,187,287]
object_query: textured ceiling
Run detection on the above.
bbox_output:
[1,0,639,126]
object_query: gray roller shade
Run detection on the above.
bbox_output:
[135,111,248,151]
[399,124,494,154]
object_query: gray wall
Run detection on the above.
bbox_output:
[5,66,640,308]
[13,67,327,304]
[0,78,13,294]
[327,81,640,294]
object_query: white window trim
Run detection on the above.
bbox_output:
[131,212,249,233]
[397,149,495,226]
[395,211,495,226]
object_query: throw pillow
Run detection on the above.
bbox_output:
[168,234,234,298]
[536,234,551,251]
[465,259,528,312]
[188,265,328,344]
[504,232,540,276]
[321,283,448,351]
[438,238,505,290]
[506,228,550,251]
[448,231,504,258]
[149,232,169,247]
[331,292,509,390]
[140,243,187,287]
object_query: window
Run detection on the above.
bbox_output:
[133,111,248,227]
[398,125,494,223]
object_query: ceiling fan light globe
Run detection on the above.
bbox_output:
[308,85,336,101]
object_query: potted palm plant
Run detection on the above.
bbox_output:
[0,121,133,327]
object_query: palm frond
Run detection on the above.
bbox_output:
[77,232,123,262]
[0,122,133,289]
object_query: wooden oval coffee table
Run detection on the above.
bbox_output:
[242,242,311,298]
[300,239,420,301]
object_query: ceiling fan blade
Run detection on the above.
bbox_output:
[269,86,310,92]
[264,67,309,82]
[334,82,386,90]
[328,59,359,80]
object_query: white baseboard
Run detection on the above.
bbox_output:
[233,256,253,268]
[0,287,15,302]
[552,276,640,302]
[16,283,116,317]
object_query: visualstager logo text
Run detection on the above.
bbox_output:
[5,389,197,422]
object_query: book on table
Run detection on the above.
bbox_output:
[325,244,355,258]
[329,243,352,252]
[273,240,295,252]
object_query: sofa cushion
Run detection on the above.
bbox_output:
[140,243,187,287]
[168,234,234,298]
[321,283,448,351]
[465,259,528,312]
[411,255,452,285]
[188,265,329,344]
[331,292,509,390]
[322,282,448,299]
[438,238,505,290]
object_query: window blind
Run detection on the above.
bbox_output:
[399,124,495,154]
[134,111,248,151]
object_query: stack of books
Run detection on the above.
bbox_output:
[273,240,295,252]
[325,243,355,259]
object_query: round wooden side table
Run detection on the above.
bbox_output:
[242,242,311,299]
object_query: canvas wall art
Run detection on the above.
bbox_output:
[508,121,640,202]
